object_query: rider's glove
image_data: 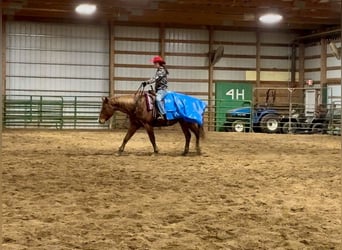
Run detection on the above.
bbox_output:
[142,81,148,87]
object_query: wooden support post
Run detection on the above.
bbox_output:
[1,18,5,96]
[0,6,3,246]
[109,21,115,97]
[255,31,261,104]
[298,43,305,102]
[290,44,297,87]
[320,38,327,105]
[159,24,165,58]
[208,27,214,131]
[340,3,342,158]
[108,21,115,129]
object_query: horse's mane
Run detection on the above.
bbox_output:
[109,94,141,113]
[110,94,134,104]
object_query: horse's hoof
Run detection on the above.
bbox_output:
[116,150,123,156]
[182,152,188,156]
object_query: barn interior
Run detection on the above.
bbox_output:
[0,0,341,132]
[1,2,341,250]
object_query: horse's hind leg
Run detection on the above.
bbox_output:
[180,123,191,156]
[189,123,202,155]
[143,124,159,153]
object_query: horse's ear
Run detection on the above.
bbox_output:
[102,97,109,103]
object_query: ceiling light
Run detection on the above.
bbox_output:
[75,4,97,15]
[259,13,283,24]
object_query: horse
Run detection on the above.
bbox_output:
[98,92,205,156]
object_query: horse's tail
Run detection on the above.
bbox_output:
[199,114,205,139]
[199,124,205,139]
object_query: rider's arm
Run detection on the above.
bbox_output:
[146,67,167,84]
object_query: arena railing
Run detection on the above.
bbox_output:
[2,95,106,129]
[2,93,341,135]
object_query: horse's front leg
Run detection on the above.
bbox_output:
[143,124,159,153]
[118,123,140,154]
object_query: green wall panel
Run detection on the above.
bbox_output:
[215,82,253,131]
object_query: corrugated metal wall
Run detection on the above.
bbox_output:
[302,40,341,118]
[304,40,341,84]
[213,30,297,105]
[304,44,321,82]
[113,26,209,100]
[260,32,294,73]
[212,31,296,85]
[326,41,341,81]
[114,25,160,93]
[5,21,309,100]
[6,21,109,96]
[258,32,296,105]
[5,21,109,129]
[213,30,256,82]
[165,27,208,100]
[3,20,340,130]
[326,41,341,110]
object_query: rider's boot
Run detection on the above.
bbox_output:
[157,113,165,120]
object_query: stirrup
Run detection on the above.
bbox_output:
[156,114,165,120]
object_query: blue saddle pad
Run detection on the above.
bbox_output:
[163,91,207,125]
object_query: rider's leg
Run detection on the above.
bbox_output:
[156,90,167,118]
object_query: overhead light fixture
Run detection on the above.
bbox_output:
[75,4,97,15]
[259,13,283,24]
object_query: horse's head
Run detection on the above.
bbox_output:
[98,97,115,124]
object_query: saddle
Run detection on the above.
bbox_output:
[144,91,154,110]
[144,91,159,119]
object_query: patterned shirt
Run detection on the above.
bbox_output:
[147,66,168,91]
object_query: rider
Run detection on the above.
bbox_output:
[142,55,169,120]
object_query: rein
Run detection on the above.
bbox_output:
[133,83,155,114]
[135,83,155,97]
[134,83,145,108]
[132,83,149,114]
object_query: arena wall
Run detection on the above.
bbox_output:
[2,20,341,129]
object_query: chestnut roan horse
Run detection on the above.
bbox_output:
[98,93,205,155]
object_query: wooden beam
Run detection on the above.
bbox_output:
[0,5,3,247]
[108,21,115,129]
[1,17,5,96]
[340,2,342,155]
[109,21,115,96]
[114,76,208,83]
[290,44,296,87]
[255,30,260,104]
[208,26,214,131]
[298,43,305,102]
[115,37,159,42]
[320,38,327,105]
[159,24,165,59]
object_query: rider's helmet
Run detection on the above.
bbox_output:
[151,56,165,64]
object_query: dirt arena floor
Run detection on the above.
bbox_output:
[2,129,341,250]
